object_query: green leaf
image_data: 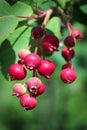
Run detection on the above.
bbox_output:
[0,0,12,16]
[11,1,33,20]
[19,0,35,6]
[57,0,69,8]
[38,0,56,10]
[33,0,47,3]
[0,15,18,44]
[46,17,62,39]
[0,26,32,83]
[73,22,86,32]
[80,4,87,14]
[0,0,33,21]
[8,26,32,53]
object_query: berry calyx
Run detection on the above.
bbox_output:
[38,60,55,79]
[20,94,37,110]
[61,47,75,62]
[24,53,41,70]
[42,34,59,52]
[31,26,44,39]
[60,68,77,83]
[8,64,26,81]
[12,83,27,97]
[26,77,42,95]
[64,36,75,47]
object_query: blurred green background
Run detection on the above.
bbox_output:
[0,0,87,130]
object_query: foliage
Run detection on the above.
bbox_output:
[0,0,87,130]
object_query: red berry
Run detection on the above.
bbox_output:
[8,64,26,81]
[24,53,41,70]
[12,83,27,97]
[26,77,42,95]
[36,83,46,96]
[62,63,74,70]
[60,68,77,83]
[64,36,75,47]
[31,26,44,39]
[38,60,55,79]
[42,35,59,52]
[61,47,75,62]
[20,94,37,110]
[71,29,83,40]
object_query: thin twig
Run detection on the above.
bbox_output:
[40,46,45,60]
[17,14,38,19]
[41,8,53,27]
[67,22,72,35]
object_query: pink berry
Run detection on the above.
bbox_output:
[36,83,46,96]
[8,64,26,81]
[26,77,42,95]
[38,60,55,79]
[60,68,77,83]
[18,49,31,64]
[12,83,27,97]
[20,94,37,110]
[71,29,83,40]
[18,49,30,60]
[61,47,75,62]
[42,35,59,52]
[31,26,44,39]
[64,36,75,47]
[24,53,41,70]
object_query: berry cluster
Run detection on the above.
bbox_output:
[60,22,83,83]
[8,26,58,110]
[8,23,82,110]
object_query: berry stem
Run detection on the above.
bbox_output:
[57,6,67,22]
[32,70,37,77]
[67,22,72,36]
[34,40,40,54]
[40,46,45,60]
[42,8,53,27]
[16,14,38,19]
[33,4,47,18]
[28,44,32,50]
[17,5,47,20]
